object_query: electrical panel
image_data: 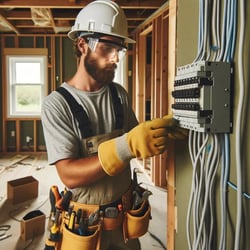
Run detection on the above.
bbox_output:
[172,61,233,133]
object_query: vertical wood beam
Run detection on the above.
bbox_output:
[16,120,20,152]
[158,11,169,188]
[132,38,137,113]
[1,37,6,152]
[151,13,169,188]
[167,0,177,249]
[152,17,162,186]
[167,142,176,250]
[51,36,56,90]
[34,120,37,152]
[136,33,146,122]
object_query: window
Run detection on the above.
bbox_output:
[5,50,47,118]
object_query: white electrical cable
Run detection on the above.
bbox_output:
[187,0,241,249]
[195,0,210,62]
[187,130,209,250]
[193,134,220,249]
[193,132,207,248]
[194,0,204,62]
[218,1,237,249]
[208,135,220,249]
[234,0,245,249]
[219,134,230,250]
[223,0,236,62]
[203,0,210,61]
[216,0,227,61]
[187,132,224,250]
[211,0,219,61]
[187,130,194,250]
[230,0,237,60]
[202,0,209,61]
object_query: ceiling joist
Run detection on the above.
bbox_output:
[0,0,166,35]
[0,10,19,34]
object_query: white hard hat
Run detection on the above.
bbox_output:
[68,0,135,43]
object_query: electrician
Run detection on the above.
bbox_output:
[41,0,186,249]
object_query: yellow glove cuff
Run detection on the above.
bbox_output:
[98,134,133,176]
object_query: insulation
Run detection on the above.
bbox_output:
[31,8,52,26]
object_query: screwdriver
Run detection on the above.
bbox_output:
[76,209,82,224]
[49,186,61,219]
[68,211,76,231]
[56,190,72,211]
[49,190,72,241]
[49,208,61,242]
[78,215,89,236]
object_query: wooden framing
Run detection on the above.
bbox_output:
[0,34,71,153]
[132,2,170,188]
[132,1,177,249]
[0,1,165,35]
[2,47,47,152]
[167,1,177,249]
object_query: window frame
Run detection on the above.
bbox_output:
[4,48,48,118]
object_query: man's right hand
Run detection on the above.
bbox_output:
[126,116,176,159]
[98,115,185,176]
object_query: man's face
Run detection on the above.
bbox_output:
[84,36,126,85]
[84,48,117,85]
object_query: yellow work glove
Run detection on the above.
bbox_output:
[98,115,178,176]
[162,115,188,140]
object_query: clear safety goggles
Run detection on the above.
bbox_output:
[87,37,127,60]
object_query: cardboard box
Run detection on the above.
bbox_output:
[7,176,38,204]
[20,210,46,241]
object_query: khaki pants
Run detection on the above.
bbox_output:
[101,228,141,250]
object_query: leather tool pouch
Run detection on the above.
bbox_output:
[60,223,101,250]
[58,203,101,250]
[123,186,151,241]
[48,184,150,249]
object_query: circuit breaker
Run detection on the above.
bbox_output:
[172,61,233,133]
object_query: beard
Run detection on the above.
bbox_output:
[84,50,117,85]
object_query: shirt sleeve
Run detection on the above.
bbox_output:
[41,92,82,165]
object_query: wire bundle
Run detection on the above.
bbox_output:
[187,132,221,249]
[186,0,245,249]
[194,0,237,63]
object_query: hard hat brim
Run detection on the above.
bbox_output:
[68,30,135,43]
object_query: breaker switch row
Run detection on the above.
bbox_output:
[172,61,232,133]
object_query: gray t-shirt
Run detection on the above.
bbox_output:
[41,82,138,204]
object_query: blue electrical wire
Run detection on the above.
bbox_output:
[227,181,250,199]
[219,133,230,250]
[194,0,204,62]
[223,0,237,62]
[188,0,244,249]
[230,0,237,61]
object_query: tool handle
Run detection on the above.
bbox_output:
[49,186,61,213]
[68,211,76,231]
[76,209,82,224]
[56,190,72,211]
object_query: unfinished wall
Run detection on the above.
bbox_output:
[132,2,170,187]
[174,0,250,249]
[0,35,76,153]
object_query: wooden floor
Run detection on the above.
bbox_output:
[0,154,166,250]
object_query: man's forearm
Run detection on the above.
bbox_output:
[55,155,106,189]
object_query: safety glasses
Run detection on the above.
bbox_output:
[87,37,127,60]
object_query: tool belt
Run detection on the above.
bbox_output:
[45,183,151,250]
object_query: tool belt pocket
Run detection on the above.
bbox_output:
[124,199,151,240]
[60,223,101,250]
